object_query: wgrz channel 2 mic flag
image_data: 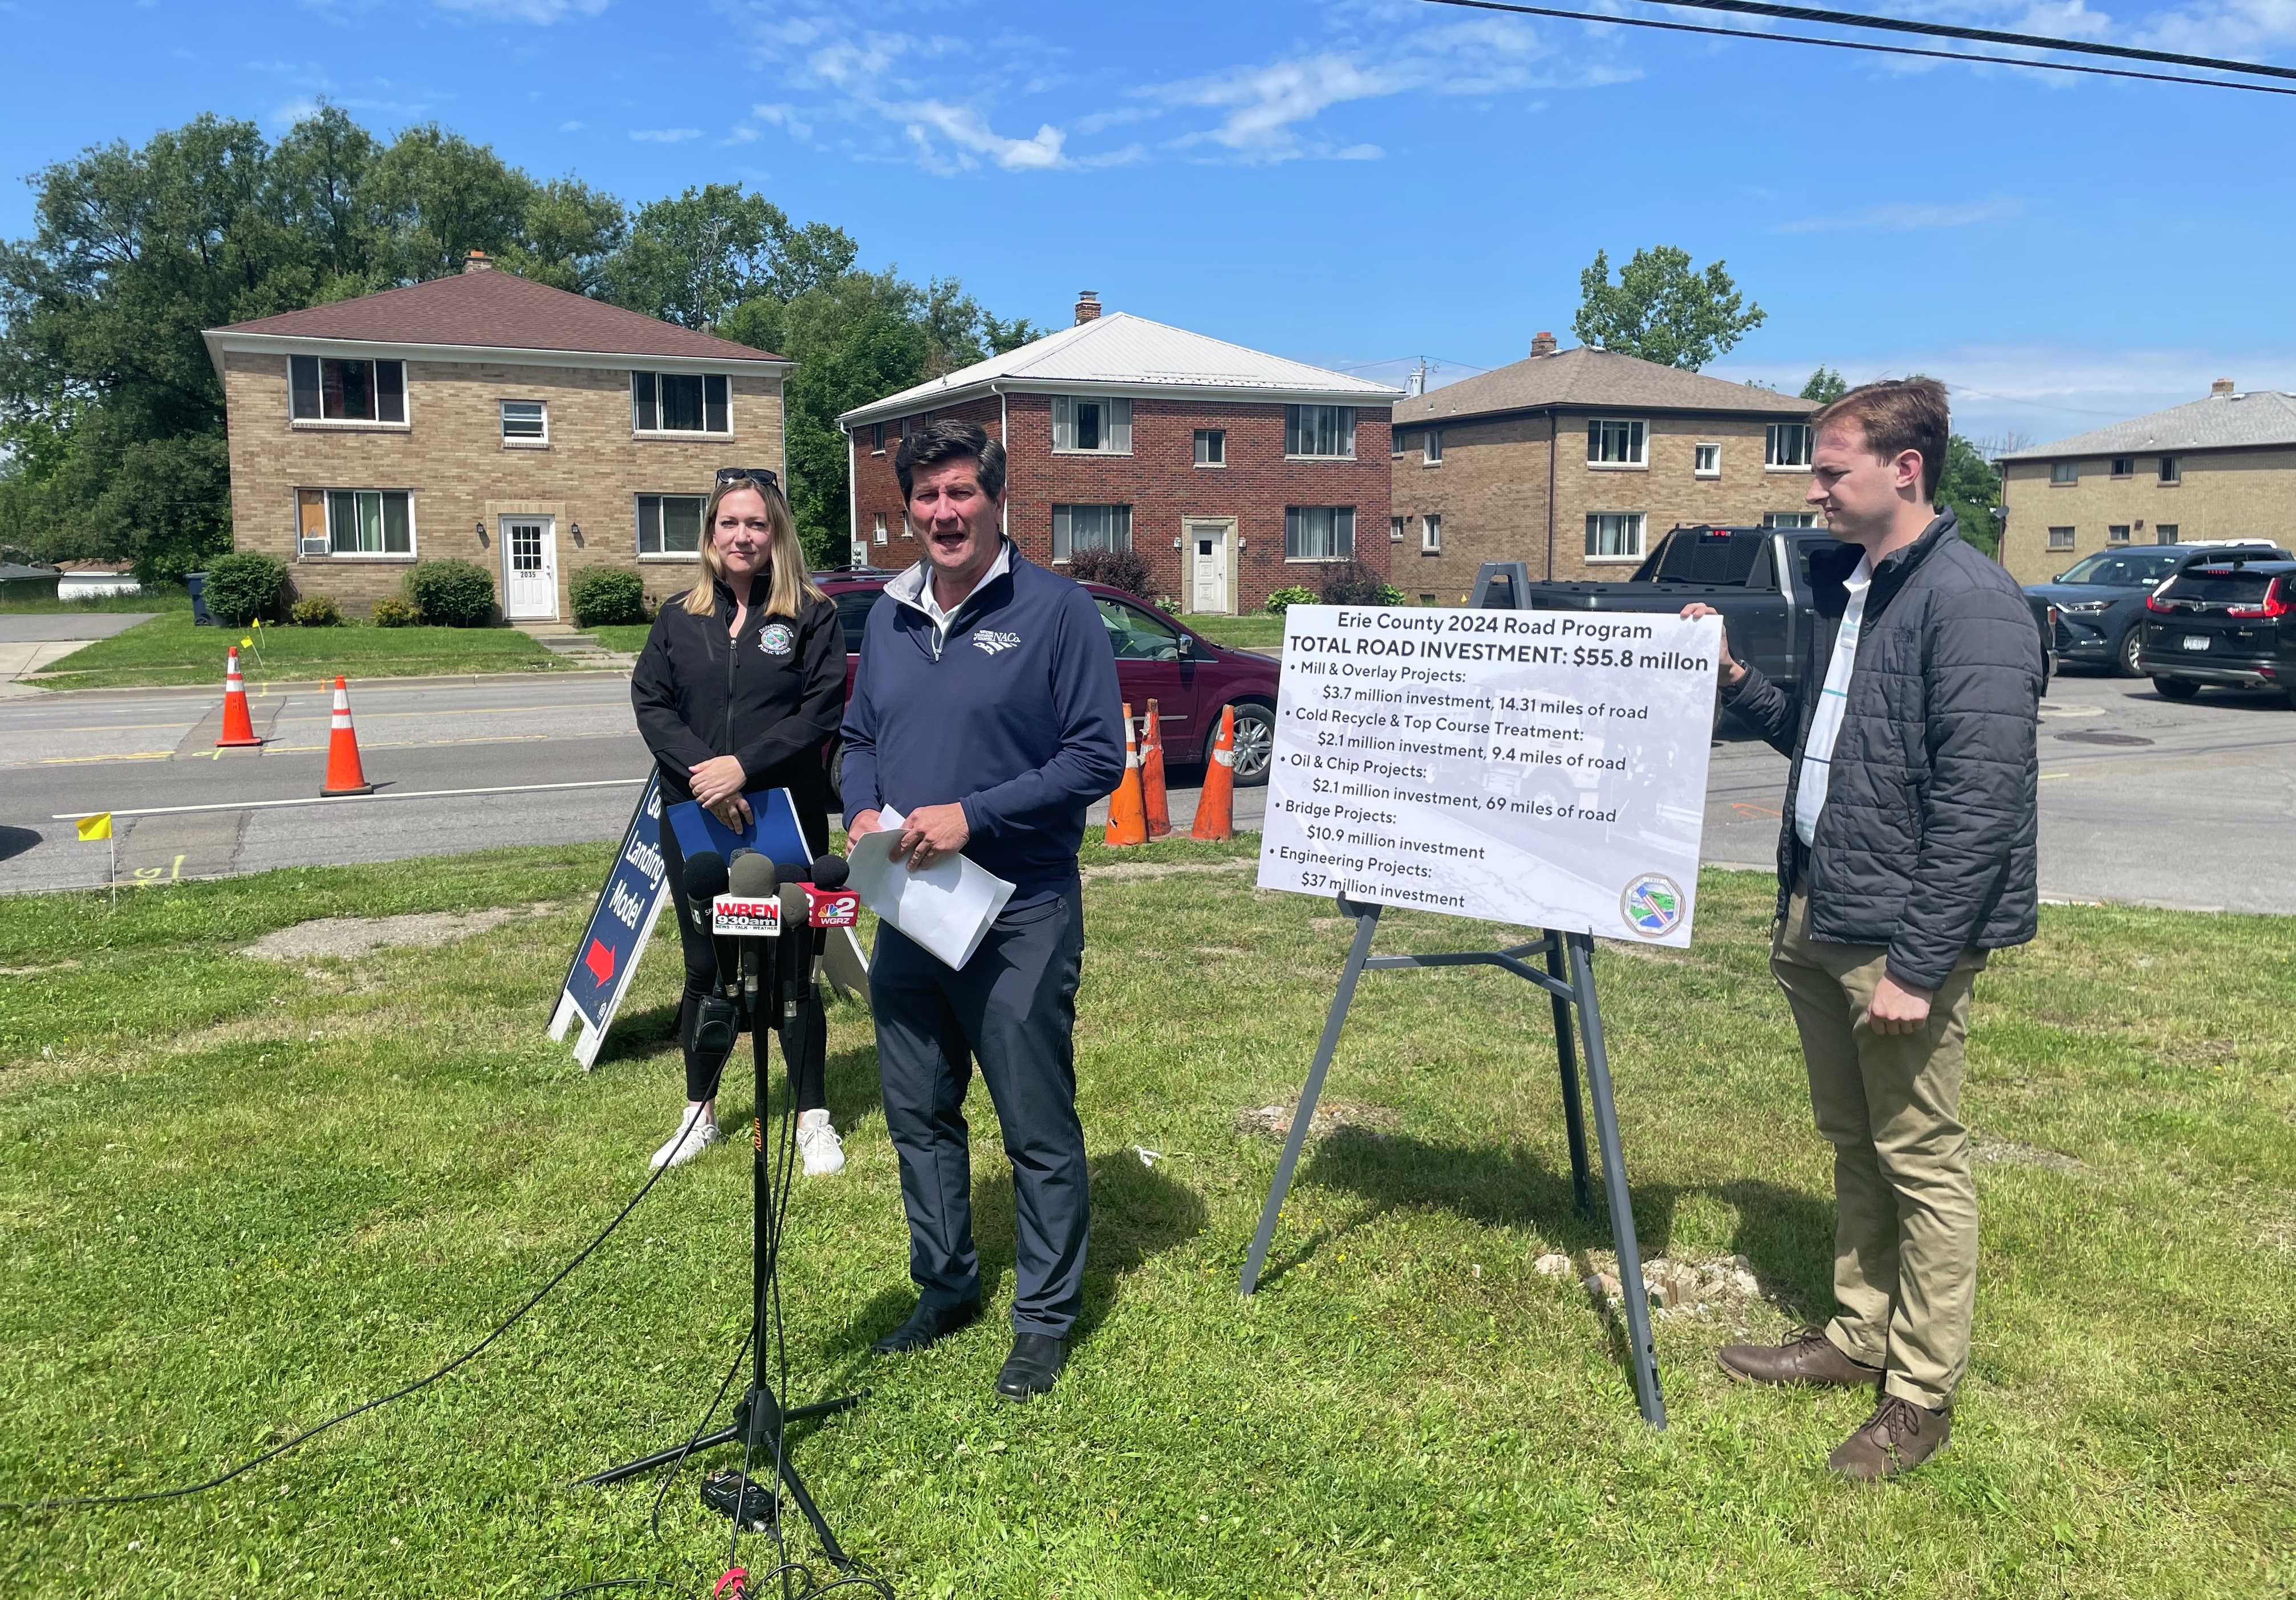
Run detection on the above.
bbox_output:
[548,778,819,1068]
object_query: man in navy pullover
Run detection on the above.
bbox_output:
[842,418,1124,1400]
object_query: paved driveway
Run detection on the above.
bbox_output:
[0,613,155,695]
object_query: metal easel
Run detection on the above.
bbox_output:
[1238,893,1665,1428]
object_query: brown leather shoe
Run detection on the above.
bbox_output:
[1717,1327,1883,1389]
[1828,1395,1950,1480]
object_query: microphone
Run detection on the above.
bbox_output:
[808,854,850,891]
[683,851,729,932]
[681,850,738,1059]
[800,851,858,929]
[727,853,781,1019]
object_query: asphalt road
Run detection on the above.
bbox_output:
[2,666,2289,913]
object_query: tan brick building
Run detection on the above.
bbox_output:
[202,255,787,621]
[839,295,1399,614]
[1388,335,1819,601]
[1997,382,2296,583]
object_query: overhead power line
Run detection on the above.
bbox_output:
[1420,0,2296,97]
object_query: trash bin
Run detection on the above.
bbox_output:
[187,571,214,626]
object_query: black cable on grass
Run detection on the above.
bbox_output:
[1420,0,2296,96]
[2,1105,708,1515]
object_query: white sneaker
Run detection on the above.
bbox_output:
[797,1108,845,1177]
[651,1110,720,1171]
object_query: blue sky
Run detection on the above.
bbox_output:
[5,0,2293,447]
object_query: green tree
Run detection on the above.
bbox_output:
[604,184,857,330]
[1801,366,1847,404]
[1939,433,2002,557]
[364,124,534,283]
[503,178,627,297]
[1574,246,1765,371]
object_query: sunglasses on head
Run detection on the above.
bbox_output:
[715,467,781,491]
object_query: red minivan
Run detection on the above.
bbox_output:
[818,569,1280,797]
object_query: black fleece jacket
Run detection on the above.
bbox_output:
[629,577,845,819]
[1722,511,2042,992]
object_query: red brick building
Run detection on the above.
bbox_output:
[838,294,1399,614]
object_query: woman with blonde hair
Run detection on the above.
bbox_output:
[631,468,847,1173]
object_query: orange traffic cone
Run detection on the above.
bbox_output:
[1191,703,1238,841]
[1141,699,1172,838]
[1103,702,1148,848]
[216,646,262,747]
[319,675,374,796]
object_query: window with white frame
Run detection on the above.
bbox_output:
[636,493,705,557]
[2108,524,2132,544]
[1390,515,1406,543]
[871,422,885,455]
[1391,430,1407,458]
[1765,423,1813,469]
[1424,429,1443,465]
[873,513,888,546]
[1584,511,1646,561]
[1694,442,1721,478]
[2047,526,2076,550]
[1761,511,1821,528]
[290,356,405,425]
[631,371,730,434]
[1421,514,1442,553]
[1052,396,1132,454]
[1052,504,1132,560]
[1587,418,1647,466]
[296,488,415,556]
[2050,461,2079,485]
[2111,456,2134,477]
[2159,456,2181,484]
[1194,428,1225,466]
[1285,405,1356,459]
[1285,506,1356,560]
[2155,523,2179,544]
[501,400,547,446]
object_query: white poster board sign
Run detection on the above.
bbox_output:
[1255,605,1723,947]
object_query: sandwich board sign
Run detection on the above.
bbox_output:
[549,772,670,1069]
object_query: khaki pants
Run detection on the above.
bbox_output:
[1770,881,1983,1410]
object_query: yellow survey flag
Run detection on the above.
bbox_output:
[77,812,113,841]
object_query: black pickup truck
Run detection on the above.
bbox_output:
[1473,524,2055,707]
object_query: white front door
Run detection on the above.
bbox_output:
[1189,520,1231,614]
[502,516,557,620]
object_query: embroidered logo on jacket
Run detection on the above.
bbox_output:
[973,629,1022,656]
[758,622,795,656]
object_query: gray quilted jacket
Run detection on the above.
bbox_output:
[1722,511,2041,991]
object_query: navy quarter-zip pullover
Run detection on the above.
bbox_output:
[840,544,1125,900]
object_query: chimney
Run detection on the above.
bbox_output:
[464,249,494,274]
[2211,378,2235,397]
[1530,330,1558,357]
[1074,290,1101,325]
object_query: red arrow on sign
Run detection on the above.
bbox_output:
[583,938,617,986]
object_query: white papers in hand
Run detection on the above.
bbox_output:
[847,807,1015,971]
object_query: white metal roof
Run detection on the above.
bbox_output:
[2001,389,2296,461]
[837,312,1399,428]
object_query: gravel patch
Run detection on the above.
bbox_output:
[242,904,555,962]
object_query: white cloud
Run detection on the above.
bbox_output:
[724,126,759,144]
[1336,143,1385,160]
[630,127,702,143]
[270,96,324,128]
[2134,0,2296,54]
[558,119,583,132]
[899,101,1068,171]
[751,102,815,139]
[432,0,609,21]
[1773,196,2026,233]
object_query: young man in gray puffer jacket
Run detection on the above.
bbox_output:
[1684,377,2042,1480]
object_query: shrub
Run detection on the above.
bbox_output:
[1264,585,1318,616]
[571,566,646,628]
[407,559,496,628]
[201,552,290,626]
[290,593,343,627]
[372,596,420,628]
[1066,547,1152,599]
[1318,561,1402,608]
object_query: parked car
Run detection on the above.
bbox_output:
[2134,555,2296,706]
[815,570,1281,800]
[2025,542,2290,677]
[1501,525,2055,722]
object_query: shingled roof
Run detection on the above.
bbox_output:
[1999,388,2296,461]
[1392,345,1812,426]
[207,262,783,364]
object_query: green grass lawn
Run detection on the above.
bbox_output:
[0,587,192,616]
[591,623,653,656]
[2,846,2291,1597]
[1185,614,1285,649]
[31,613,570,690]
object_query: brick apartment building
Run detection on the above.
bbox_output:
[838,294,1400,614]
[1997,382,2296,583]
[1389,334,1819,601]
[201,254,788,621]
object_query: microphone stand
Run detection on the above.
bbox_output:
[581,903,865,1573]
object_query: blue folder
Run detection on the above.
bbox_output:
[663,787,814,870]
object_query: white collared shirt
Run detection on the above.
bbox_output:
[1794,553,1874,849]
[904,541,1013,653]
